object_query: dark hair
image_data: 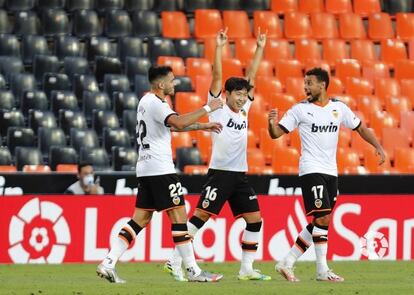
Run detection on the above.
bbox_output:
[224,77,253,93]
[78,162,93,173]
[148,66,173,83]
[305,67,330,90]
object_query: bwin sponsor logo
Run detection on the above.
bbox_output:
[311,122,338,133]
[226,118,247,130]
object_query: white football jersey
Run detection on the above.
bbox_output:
[278,99,361,177]
[135,93,177,177]
[208,92,251,172]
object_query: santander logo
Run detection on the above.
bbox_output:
[8,198,71,263]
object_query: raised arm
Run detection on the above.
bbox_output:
[355,122,385,165]
[245,28,267,92]
[210,28,228,97]
[268,109,287,139]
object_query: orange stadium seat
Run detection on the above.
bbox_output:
[368,13,394,41]
[336,94,357,110]
[409,40,414,59]
[351,40,377,63]
[247,148,266,167]
[374,78,400,103]
[157,56,185,76]
[323,39,349,68]
[304,59,331,73]
[253,11,283,39]
[380,39,408,69]
[310,12,338,40]
[299,0,324,14]
[325,0,352,15]
[194,75,212,99]
[394,147,414,173]
[351,127,377,154]
[285,77,305,100]
[255,76,283,99]
[249,93,266,117]
[254,60,275,77]
[401,111,414,134]
[341,166,369,175]
[274,59,303,85]
[223,11,252,39]
[295,39,321,63]
[222,58,243,81]
[362,61,390,85]
[396,13,414,41]
[400,79,414,106]
[271,0,298,14]
[171,132,193,159]
[353,0,381,16]
[363,147,392,174]
[272,146,300,173]
[269,93,296,113]
[356,95,383,118]
[247,129,258,149]
[194,9,223,39]
[345,77,373,96]
[337,148,361,174]
[284,12,312,40]
[259,128,289,164]
[186,58,212,84]
[235,38,257,66]
[175,92,204,114]
[264,39,292,62]
[203,38,232,63]
[395,60,414,81]
[338,128,351,148]
[327,77,345,96]
[195,130,212,163]
[384,95,412,121]
[335,59,361,82]
[22,165,51,173]
[161,11,190,39]
[369,111,398,134]
[183,165,209,175]
[339,13,367,40]
[249,111,268,134]
[0,165,17,172]
[56,164,78,173]
[382,127,410,160]
[247,165,274,175]
[288,129,301,151]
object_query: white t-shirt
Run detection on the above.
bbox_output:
[208,92,251,172]
[135,93,177,177]
[278,99,361,177]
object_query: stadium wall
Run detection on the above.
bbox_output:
[1,195,413,264]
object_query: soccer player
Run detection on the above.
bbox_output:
[97,65,225,283]
[268,68,386,282]
[165,28,271,281]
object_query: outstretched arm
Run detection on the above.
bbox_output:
[245,28,267,94]
[355,123,385,165]
[268,109,286,139]
[171,122,223,133]
[210,28,228,97]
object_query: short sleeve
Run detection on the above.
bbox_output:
[278,106,300,133]
[152,100,177,126]
[341,103,361,130]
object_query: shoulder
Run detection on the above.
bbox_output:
[330,98,348,106]
[66,181,81,194]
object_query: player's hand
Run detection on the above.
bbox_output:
[208,97,224,112]
[202,122,223,133]
[376,147,386,165]
[268,109,278,124]
[256,27,267,48]
[216,28,228,47]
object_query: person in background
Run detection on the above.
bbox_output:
[65,163,104,195]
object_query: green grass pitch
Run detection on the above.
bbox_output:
[1,261,413,295]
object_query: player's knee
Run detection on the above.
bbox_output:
[194,209,211,222]
[314,213,331,226]
[242,211,262,224]
[132,210,153,227]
